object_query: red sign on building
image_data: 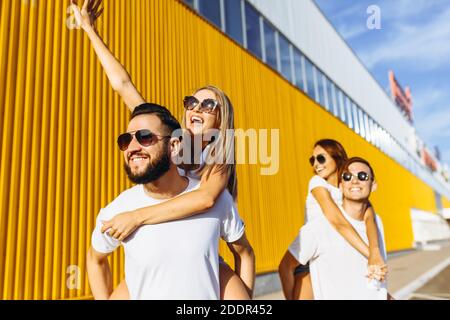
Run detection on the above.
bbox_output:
[389,71,413,123]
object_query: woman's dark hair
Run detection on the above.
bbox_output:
[314,139,348,171]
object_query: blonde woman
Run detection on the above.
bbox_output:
[72,0,255,299]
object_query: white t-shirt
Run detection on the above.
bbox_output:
[91,177,245,300]
[177,144,210,180]
[289,205,388,300]
[305,175,343,223]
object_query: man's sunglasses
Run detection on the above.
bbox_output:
[341,171,371,182]
[309,154,327,166]
[117,129,171,151]
[183,96,219,113]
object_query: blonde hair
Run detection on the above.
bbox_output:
[182,85,237,200]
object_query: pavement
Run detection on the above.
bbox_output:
[255,241,450,300]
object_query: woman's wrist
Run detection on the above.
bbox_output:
[83,24,97,37]
[133,209,146,225]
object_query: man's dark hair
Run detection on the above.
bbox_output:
[131,103,181,135]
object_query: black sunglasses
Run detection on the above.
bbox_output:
[183,96,219,113]
[117,129,171,151]
[341,171,371,182]
[309,154,327,166]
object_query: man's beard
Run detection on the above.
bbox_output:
[124,147,171,184]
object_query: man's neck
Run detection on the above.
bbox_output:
[342,198,368,221]
[143,166,189,200]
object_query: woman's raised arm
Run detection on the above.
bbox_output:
[72,0,145,111]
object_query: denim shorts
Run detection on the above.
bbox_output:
[293,262,310,276]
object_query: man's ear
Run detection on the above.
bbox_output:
[371,180,378,192]
[169,137,182,157]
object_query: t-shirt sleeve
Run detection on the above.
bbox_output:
[288,222,319,265]
[91,209,121,254]
[308,175,329,193]
[219,192,245,243]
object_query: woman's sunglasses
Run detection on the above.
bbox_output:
[341,171,371,182]
[309,154,326,166]
[183,96,219,113]
[117,129,171,151]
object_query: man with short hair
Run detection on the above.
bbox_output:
[286,157,392,300]
[86,103,254,300]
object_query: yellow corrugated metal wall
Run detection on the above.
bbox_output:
[0,0,440,299]
[442,196,450,208]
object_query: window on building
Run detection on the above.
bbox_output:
[316,69,325,106]
[245,2,262,59]
[304,57,316,100]
[224,0,244,45]
[358,108,366,139]
[365,114,371,143]
[326,78,336,114]
[337,89,346,123]
[278,34,293,82]
[263,20,277,70]
[351,102,359,134]
[367,116,375,145]
[198,0,222,29]
[293,49,305,90]
[345,96,354,129]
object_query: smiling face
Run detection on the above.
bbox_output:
[123,114,172,184]
[185,89,220,135]
[340,162,375,202]
[311,145,338,180]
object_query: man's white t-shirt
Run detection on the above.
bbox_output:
[289,205,388,300]
[305,175,343,223]
[91,177,245,300]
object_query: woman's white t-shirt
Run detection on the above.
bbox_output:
[305,175,343,223]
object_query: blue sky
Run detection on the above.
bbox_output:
[314,0,450,169]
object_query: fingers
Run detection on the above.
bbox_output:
[109,228,122,240]
[92,0,103,14]
[101,220,113,233]
[94,7,104,20]
[118,231,129,242]
[82,0,90,11]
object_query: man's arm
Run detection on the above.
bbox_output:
[226,232,255,298]
[86,246,114,300]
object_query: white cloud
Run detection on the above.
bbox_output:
[359,6,450,69]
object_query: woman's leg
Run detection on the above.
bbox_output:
[293,272,314,300]
[219,262,251,300]
[109,279,130,300]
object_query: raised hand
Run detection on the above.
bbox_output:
[71,0,104,31]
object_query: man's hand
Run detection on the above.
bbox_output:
[101,211,142,241]
[71,0,103,31]
[368,251,388,281]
